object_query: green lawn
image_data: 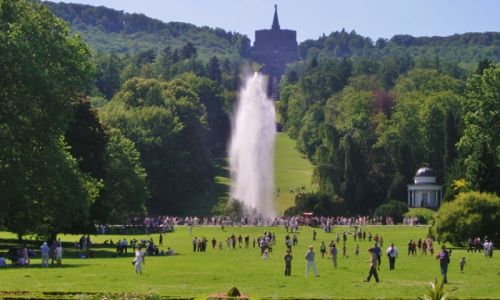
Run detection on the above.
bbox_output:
[273,133,315,213]
[214,132,315,214]
[1,226,499,299]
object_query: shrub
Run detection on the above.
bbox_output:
[431,191,500,245]
[373,200,408,223]
[420,278,448,300]
[284,192,347,216]
[226,287,241,297]
[405,208,436,225]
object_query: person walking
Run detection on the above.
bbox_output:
[459,257,466,273]
[40,242,50,268]
[436,245,452,283]
[364,248,379,283]
[284,249,293,276]
[134,246,145,274]
[320,242,327,258]
[330,243,338,268]
[305,246,319,277]
[386,243,398,270]
[373,242,382,270]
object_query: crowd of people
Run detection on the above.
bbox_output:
[96,215,408,234]
[402,216,422,225]
[177,224,495,284]
[0,220,494,287]
[0,241,63,267]
[467,236,495,257]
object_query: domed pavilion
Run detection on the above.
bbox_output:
[407,167,443,208]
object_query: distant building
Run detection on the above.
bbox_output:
[407,167,443,209]
[251,5,297,99]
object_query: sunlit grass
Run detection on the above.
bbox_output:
[1,225,498,299]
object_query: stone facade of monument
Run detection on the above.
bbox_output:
[251,5,297,99]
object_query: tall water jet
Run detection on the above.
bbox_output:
[229,72,276,218]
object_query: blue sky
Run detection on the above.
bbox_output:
[56,0,500,43]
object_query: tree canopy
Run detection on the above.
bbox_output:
[0,0,98,238]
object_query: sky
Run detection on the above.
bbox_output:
[56,0,500,43]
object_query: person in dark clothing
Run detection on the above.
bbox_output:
[284,249,293,276]
[364,248,379,283]
[373,243,382,270]
[436,245,452,283]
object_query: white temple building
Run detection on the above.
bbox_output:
[407,167,443,208]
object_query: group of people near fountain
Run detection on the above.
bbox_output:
[180,224,494,285]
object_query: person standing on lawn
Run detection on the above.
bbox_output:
[284,249,293,276]
[134,246,145,274]
[364,248,379,283]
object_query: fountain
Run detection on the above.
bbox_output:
[229,72,276,218]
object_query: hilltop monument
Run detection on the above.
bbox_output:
[251,5,298,99]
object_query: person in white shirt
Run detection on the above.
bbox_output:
[55,244,63,266]
[40,242,50,267]
[134,247,145,274]
[386,243,398,270]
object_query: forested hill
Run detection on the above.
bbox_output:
[45,1,499,65]
[43,1,251,60]
[299,29,500,64]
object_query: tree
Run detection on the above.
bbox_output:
[207,56,222,83]
[373,200,408,224]
[100,76,212,215]
[432,191,500,245]
[181,42,197,59]
[96,129,148,223]
[95,53,122,99]
[0,0,97,238]
[284,192,347,216]
[314,82,380,211]
[65,98,108,180]
[458,67,500,194]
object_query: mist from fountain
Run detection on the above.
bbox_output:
[229,72,276,218]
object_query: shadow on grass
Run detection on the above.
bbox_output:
[0,290,194,300]
[0,238,186,262]
[0,263,85,269]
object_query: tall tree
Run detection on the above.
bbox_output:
[95,53,122,99]
[207,56,222,83]
[458,67,500,193]
[96,129,148,223]
[0,0,97,238]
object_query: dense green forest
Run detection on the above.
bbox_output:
[280,57,500,215]
[44,1,251,60]
[1,0,498,239]
[299,29,500,67]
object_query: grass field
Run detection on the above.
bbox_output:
[273,133,315,213]
[215,132,315,214]
[1,226,499,299]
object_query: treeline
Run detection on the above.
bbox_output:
[280,56,500,215]
[43,1,251,59]
[299,29,500,66]
[0,0,240,239]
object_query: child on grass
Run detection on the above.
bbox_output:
[459,257,466,273]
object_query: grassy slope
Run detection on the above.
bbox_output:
[1,226,499,299]
[214,132,315,214]
[273,133,315,213]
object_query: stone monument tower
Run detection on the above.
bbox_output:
[251,5,297,99]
